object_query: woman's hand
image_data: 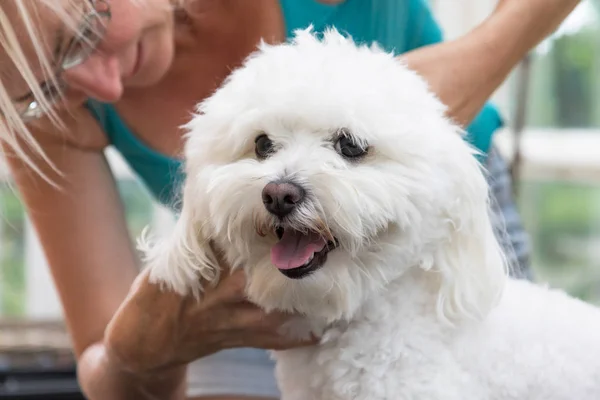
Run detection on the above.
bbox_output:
[103,263,316,376]
[78,342,187,400]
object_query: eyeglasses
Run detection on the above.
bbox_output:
[15,0,111,122]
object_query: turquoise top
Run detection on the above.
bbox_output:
[87,0,503,208]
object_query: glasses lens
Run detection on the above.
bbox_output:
[17,80,66,121]
[19,100,45,121]
[62,12,108,70]
[14,1,111,122]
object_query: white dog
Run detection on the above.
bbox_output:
[142,28,600,400]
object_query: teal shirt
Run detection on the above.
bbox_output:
[87,0,503,208]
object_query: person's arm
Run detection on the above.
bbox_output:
[2,112,186,400]
[401,0,581,127]
[4,109,315,400]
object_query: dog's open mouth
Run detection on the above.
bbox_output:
[270,226,337,279]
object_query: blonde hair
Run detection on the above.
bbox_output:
[0,0,173,181]
[0,1,89,179]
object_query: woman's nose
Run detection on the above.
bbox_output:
[62,54,124,102]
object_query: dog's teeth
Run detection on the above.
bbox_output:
[298,254,315,268]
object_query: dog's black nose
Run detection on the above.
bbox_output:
[262,181,305,218]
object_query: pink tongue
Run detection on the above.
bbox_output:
[271,230,328,270]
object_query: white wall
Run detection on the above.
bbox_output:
[24,217,63,319]
[430,0,499,40]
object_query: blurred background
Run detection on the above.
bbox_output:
[433,0,600,302]
[0,0,598,398]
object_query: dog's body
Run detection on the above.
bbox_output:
[274,275,600,400]
[143,28,600,399]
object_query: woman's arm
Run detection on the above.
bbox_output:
[6,110,314,400]
[2,113,187,400]
[401,0,581,127]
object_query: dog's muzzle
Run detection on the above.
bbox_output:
[262,180,338,279]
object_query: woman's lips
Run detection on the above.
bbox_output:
[131,41,143,77]
[124,41,143,79]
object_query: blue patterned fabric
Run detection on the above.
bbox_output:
[486,147,532,279]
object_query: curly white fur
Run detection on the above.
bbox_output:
[141,28,600,400]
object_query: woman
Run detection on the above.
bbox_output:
[0,0,578,399]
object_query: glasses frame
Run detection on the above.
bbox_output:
[16,0,112,122]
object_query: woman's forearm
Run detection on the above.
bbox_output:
[454,0,580,124]
[401,0,581,127]
[480,0,581,76]
[78,342,187,400]
[494,0,581,42]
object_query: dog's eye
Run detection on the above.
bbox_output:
[334,132,367,159]
[255,134,275,159]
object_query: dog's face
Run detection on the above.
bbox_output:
[145,29,507,325]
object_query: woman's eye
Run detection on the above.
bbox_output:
[334,131,368,159]
[255,134,275,159]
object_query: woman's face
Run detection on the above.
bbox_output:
[2,0,175,107]
[66,0,176,100]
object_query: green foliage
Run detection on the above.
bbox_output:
[518,180,600,304]
[527,25,600,128]
[0,184,26,316]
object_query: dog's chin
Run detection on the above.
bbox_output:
[271,225,339,279]
[244,224,403,323]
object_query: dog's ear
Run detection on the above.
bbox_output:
[433,157,509,324]
[138,184,220,298]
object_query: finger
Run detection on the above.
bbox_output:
[210,322,319,352]
[267,337,319,350]
[203,269,248,304]
[208,240,234,274]
[243,333,319,351]
[180,304,318,354]
[219,304,300,334]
